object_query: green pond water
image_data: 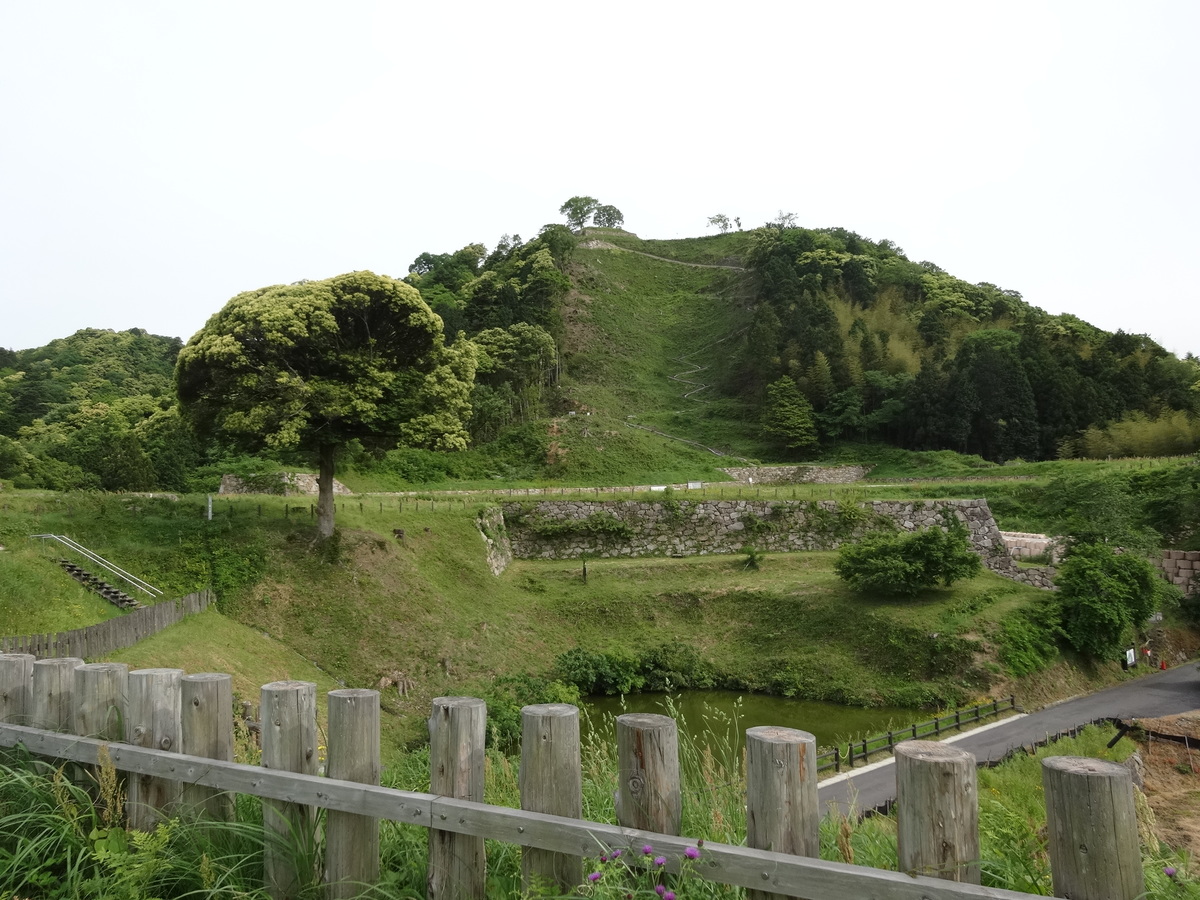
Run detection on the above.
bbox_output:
[584,690,922,753]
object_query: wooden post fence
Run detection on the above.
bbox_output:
[745,726,820,900]
[428,696,487,900]
[326,688,381,899]
[126,667,183,830]
[0,667,1149,900]
[75,662,128,741]
[1042,757,1144,900]
[0,652,34,724]
[181,673,234,821]
[32,656,83,732]
[895,741,980,883]
[261,680,319,900]
[519,703,582,894]
[615,712,682,836]
[0,590,212,660]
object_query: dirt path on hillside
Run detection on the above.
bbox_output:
[579,238,746,271]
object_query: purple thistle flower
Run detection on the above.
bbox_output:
[654,856,667,867]
[664,893,676,900]
[588,872,602,883]
[610,849,622,859]
[600,854,608,863]
[685,846,700,859]
[1165,867,1178,878]
[643,844,654,855]
[655,886,666,897]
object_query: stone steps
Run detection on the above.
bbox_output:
[58,559,143,610]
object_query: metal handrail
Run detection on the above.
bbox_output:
[31,534,163,598]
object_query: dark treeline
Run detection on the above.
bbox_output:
[736,226,1200,461]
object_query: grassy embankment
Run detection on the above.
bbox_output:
[3,486,1175,759]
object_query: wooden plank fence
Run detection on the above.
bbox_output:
[0,658,1149,900]
[0,590,212,659]
[818,695,1019,773]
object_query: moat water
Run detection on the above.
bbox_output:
[584,690,921,753]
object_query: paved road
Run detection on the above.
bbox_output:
[817,662,1200,815]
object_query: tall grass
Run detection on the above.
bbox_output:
[1,724,1195,898]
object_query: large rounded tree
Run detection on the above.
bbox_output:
[176,271,475,538]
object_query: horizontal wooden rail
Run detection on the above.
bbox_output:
[0,722,1041,900]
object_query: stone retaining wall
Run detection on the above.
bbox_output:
[1158,550,1199,595]
[718,465,872,485]
[476,507,512,576]
[219,472,352,496]
[999,531,1062,562]
[501,497,1059,588]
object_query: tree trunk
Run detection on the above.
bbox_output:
[317,444,336,539]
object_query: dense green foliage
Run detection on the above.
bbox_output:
[761,376,818,455]
[1,211,1198,500]
[1055,543,1181,659]
[728,224,1200,461]
[0,328,194,491]
[175,271,475,536]
[554,642,717,695]
[834,516,981,596]
[996,599,1065,677]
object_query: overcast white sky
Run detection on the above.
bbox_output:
[1,1,1196,357]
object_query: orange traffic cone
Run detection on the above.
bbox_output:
[1160,660,1167,670]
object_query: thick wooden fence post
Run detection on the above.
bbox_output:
[745,726,819,900]
[428,696,487,900]
[895,741,980,883]
[32,657,83,732]
[519,703,582,894]
[126,668,183,830]
[615,713,681,835]
[74,663,128,740]
[181,673,234,820]
[1042,757,1144,900]
[0,653,34,724]
[325,689,380,899]
[261,680,319,900]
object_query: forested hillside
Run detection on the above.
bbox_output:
[0,328,197,491]
[729,225,1199,461]
[1,213,1198,496]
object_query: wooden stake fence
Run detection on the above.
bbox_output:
[0,657,1148,900]
[0,590,212,659]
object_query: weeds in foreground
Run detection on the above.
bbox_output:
[3,725,1198,898]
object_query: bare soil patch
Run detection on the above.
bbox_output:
[1135,711,1200,857]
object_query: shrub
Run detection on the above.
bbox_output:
[481,674,580,753]
[834,514,981,596]
[554,648,644,695]
[553,642,715,695]
[1056,543,1181,659]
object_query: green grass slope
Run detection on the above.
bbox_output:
[0,491,1079,752]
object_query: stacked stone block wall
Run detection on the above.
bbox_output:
[501,497,1058,589]
[718,465,871,485]
[1157,550,1199,596]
